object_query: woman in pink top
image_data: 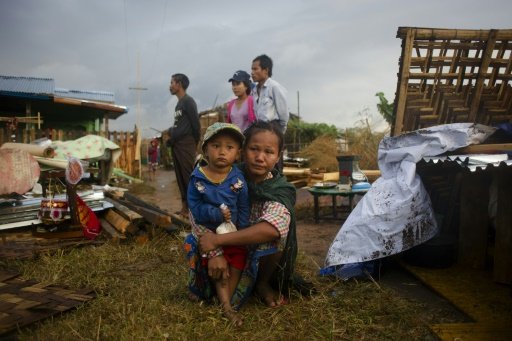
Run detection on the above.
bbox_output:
[226,70,256,132]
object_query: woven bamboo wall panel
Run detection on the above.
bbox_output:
[0,272,95,336]
[393,27,512,135]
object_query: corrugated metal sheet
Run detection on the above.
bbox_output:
[421,154,512,172]
[55,88,115,103]
[0,75,115,103]
[0,75,54,97]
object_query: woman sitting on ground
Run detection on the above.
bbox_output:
[184,121,298,325]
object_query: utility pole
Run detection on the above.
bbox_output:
[297,90,301,152]
[129,52,148,179]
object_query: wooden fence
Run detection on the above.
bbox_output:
[0,127,139,177]
[108,130,139,177]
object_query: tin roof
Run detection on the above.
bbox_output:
[55,88,115,103]
[0,74,128,119]
[0,75,54,98]
[421,154,512,172]
[0,75,115,103]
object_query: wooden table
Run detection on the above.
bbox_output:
[307,186,369,223]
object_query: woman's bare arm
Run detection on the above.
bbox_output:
[199,221,279,253]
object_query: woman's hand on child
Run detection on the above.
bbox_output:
[199,231,218,253]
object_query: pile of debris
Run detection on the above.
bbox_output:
[0,185,184,260]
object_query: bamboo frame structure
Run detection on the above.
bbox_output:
[392,27,512,136]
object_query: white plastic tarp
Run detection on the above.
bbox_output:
[324,123,496,267]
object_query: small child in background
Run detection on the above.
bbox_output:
[147,138,159,181]
[187,122,249,326]
[226,70,256,132]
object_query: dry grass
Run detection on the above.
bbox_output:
[298,120,388,173]
[344,119,388,170]
[299,135,339,172]
[0,228,434,340]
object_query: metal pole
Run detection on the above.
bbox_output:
[297,90,301,152]
[129,52,148,180]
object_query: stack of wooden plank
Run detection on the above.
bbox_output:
[283,167,311,188]
[101,190,178,243]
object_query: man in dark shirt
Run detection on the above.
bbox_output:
[168,73,200,217]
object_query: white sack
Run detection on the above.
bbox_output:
[324,123,496,267]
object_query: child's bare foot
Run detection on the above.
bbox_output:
[223,309,243,327]
[255,283,287,307]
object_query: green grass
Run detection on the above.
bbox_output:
[1,229,434,340]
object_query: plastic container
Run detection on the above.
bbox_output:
[336,155,369,186]
[336,155,355,185]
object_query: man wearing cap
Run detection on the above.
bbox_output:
[226,70,256,132]
[168,73,201,217]
[251,54,289,133]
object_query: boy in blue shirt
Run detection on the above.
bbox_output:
[187,122,249,326]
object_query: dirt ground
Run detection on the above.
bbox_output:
[135,167,468,325]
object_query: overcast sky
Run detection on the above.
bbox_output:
[1,0,511,137]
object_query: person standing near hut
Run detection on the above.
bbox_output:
[226,70,256,132]
[251,54,289,171]
[251,54,289,133]
[167,73,201,218]
[147,138,159,181]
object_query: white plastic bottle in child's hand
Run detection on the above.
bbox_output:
[216,203,237,234]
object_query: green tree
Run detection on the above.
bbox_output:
[375,92,395,125]
[285,117,340,153]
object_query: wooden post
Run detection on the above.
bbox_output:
[29,128,35,143]
[458,172,491,269]
[393,28,415,136]
[493,165,512,284]
[468,30,497,122]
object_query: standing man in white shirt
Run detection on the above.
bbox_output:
[251,54,289,133]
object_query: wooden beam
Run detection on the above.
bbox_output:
[169,212,190,227]
[32,229,84,239]
[393,28,415,136]
[410,57,510,68]
[407,72,512,80]
[103,209,138,234]
[469,30,498,122]
[103,197,143,224]
[122,192,172,217]
[454,143,512,154]
[99,218,126,243]
[397,27,512,40]
[115,200,172,227]
[0,117,44,124]
[53,97,127,113]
